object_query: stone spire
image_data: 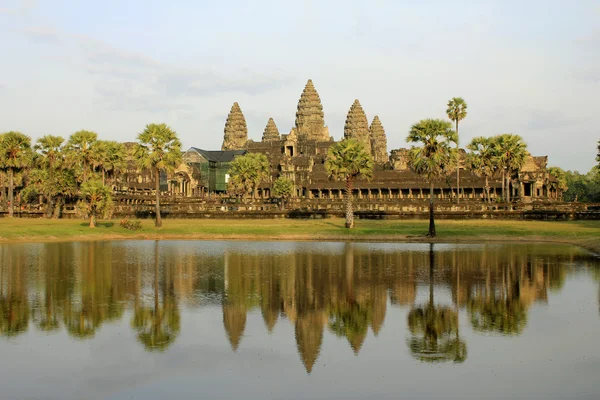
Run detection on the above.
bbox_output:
[222,102,248,151]
[343,99,370,150]
[261,118,280,142]
[369,115,389,163]
[294,79,329,142]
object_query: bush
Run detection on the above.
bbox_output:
[120,218,142,230]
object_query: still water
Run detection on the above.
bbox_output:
[0,241,599,400]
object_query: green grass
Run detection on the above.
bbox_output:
[0,218,598,247]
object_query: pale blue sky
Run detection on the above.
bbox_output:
[1,0,598,171]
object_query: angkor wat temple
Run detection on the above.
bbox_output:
[166,79,559,203]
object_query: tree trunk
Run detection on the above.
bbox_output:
[345,177,354,229]
[8,168,14,218]
[155,167,162,227]
[428,182,436,237]
[102,169,106,186]
[456,120,460,204]
[501,170,505,203]
[485,176,490,204]
[505,172,511,203]
[89,214,96,228]
[83,161,88,183]
[53,195,63,219]
[45,195,53,218]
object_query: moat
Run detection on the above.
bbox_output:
[0,241,599,400]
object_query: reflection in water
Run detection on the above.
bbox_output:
[0,241,598,374]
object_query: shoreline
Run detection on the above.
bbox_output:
[1,232,599,256]
[1,218,598,256]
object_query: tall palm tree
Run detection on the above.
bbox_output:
[134,123,182,227]
[65,130,98,183]
[494,134,527,203]
[406,119,457,237]
[325,138,374,229]
[93,140,126,186]
[466,136,498,203]
[35,135,65,172]
[446,98,467,203]
[0,131,33,217]
[34,135,66,216]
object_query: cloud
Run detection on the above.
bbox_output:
[24,25,60,43]
[0,0,38,15]
[72,35,293,112]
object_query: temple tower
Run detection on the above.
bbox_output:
[369,115,389,163]
[294,79,329,142]
[222,102,248,150]
[261,118,280,142]
[343,99,370,150]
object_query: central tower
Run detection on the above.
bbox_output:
[294,79,330,142]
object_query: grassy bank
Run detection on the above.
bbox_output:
[0,218,599,254]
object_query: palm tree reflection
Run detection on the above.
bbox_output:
[407,244,467,363]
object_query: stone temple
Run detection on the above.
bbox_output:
[161,79,559,203]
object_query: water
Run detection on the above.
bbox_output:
[0,241,599,400]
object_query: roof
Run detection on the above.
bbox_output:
[188,147,247,163]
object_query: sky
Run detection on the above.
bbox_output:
[0,0,598,172]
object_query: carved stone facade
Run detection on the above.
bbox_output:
[369,116,388,164]
[222,102,248,151]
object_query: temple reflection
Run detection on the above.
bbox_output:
[0,241,596,373]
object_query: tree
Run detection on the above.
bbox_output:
[494,134,527,203]
[65,130,98,184]
[325,138,374,229]
[563,168,600,202]
[0,131,33,217]
[93,140,126,186]
[406,119,457,237]
[78,179,113,228]
[467,136,498,203]
[548,167,568,200]
[34,135,66,217]
[272,176,294,210]
[134,123,182,228]
[227,153,270,200]
[446,98,467,203]
[596,140,599,169]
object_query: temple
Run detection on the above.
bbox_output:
[166,79,560,203]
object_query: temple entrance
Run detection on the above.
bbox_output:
[523,182,532,197]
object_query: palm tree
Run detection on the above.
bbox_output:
[272,176,294,210]
[78,179,113,228]
[325,138,374,229]
[34,135,66,216]
[548,167,568,200]
[0,131,33,217]
[494,134,527,203]
[406,119,456,237]
[446,98,467,202]
[93,140,126,186]
[467,136,498,203]
[65,130,98,183]
[227,153,270,200]
[134,123,182,227]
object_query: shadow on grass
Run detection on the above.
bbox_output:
[79,222,115,228]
